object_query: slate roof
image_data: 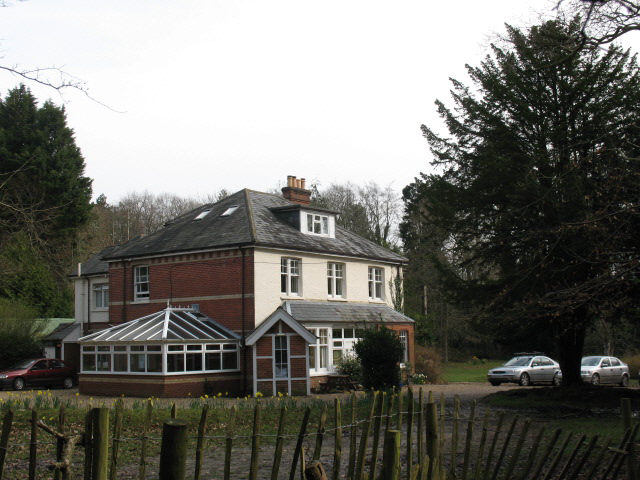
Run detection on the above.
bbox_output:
[79,307,240,343]
[103,189,407,263]
[283,300,414,324]
[42,322,81,343]
[71,245,120,277]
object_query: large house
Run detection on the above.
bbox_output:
[74,176,414,397]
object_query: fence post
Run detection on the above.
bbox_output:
[348,393,357,480]
[382,430,401,480]
[28,409,37,480]
[271,405,287,480]
[313,403,328,462]
[194,404,209,480]
[90,407,109,480]
[249,404,261,480]
[333,399,342,480]
[55,405,66,480]
[109,400,124,480]
[138,399,153,480]
[289,406,311,480]
[622,398,637,480]
[0,409,12,480]
[425,402,439,480]
[159,419,188,480]
[407,387,414,480]
[369,391,386,480]
[355,392,377,480]
[224,405,237,480]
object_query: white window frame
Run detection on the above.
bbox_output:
[399,330,408,363]
[274,335,289,378]
[281,258,301,297]
[134,266,150,301]
[80,342,240,375]
[92,283,109,310]
[308,327,330,374]
[306,213,329,235]
[368,267,384,300]
[327,263,345,299]
[331,327,361,367]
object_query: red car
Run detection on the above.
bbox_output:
[0,358,76,390]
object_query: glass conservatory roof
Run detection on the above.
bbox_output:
[79,307,240,343]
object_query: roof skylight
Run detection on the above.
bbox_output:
[194,209,211,221]
[221,205,239,217]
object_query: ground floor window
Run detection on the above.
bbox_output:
[81,343,239,374]
[308,326,363,374]
[275,335,288,378]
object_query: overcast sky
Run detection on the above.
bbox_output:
[1,1,638,203]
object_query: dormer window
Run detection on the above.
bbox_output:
[307,214,329,235]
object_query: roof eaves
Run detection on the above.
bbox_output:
[254,242,407,264]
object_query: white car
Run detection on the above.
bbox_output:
[581,356,629,386]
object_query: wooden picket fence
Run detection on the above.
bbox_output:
[0,390,637,479]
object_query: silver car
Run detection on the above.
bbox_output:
[488,354,561,386]
[581,356,629,386]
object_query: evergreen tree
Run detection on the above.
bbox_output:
[402,19,640,385]
[0,85,92,316]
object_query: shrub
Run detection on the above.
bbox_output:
[353,327,404,390]
[414,344,444,384]
[335,354,362,383]
[0,299,44,369]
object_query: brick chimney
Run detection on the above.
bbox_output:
[281,175,311,205]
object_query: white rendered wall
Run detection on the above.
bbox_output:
[253,248,401,326]
[73,275,110,325]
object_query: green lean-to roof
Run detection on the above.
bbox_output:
[102,189,407,264]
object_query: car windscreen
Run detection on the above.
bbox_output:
[504,356,533,367]
[581,357,601,366]
[5,359,36,370]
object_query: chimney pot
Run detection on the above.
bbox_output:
[301,178,306,189]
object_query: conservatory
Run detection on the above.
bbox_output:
[78,306,242,397]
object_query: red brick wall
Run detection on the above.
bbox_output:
[109,248,254,333]
[79,373,242,397]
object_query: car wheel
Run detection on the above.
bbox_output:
[490,381,501,386]
[519,373,531,386]
[13,378,25,391]
[591,373,600,385]
[553,373,561,386]
[620,375,629,387]
[63,377,74,389]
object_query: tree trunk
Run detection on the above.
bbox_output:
[554,311,587,386]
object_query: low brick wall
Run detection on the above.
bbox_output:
[79,373,244,397]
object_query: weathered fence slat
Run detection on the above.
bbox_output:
[313,403,328,461]
[530,428,563,480]
[482,412,504,480]
[333,399,342,480]
[612,425,639,480]
[491,415,519,480]
[601,428,634,480]
[159,419,188,480]
[568,435,598,480]
[194,404,209,480]
[348,393,357,480]
[622,398,637,480]
[542,431,573,480]
[557,434,586,480]
[224,405,237,480]
[109,400,124,480]
[272,405,287,480]
[355,392,377,480]
[84,408,94,480]
[28,409,37,480]
[451,394,460,479]
[249,404,261,480]
[170,402,177,419]
[55,405,66,480]
[503,418,530,480]
[406,387,414,480]
[439,393,445,467]
[473,410,490,480]
[584,436,612,480]
[289,406,311,480]
[369,391,385,480]
[382,430,401,480]
[137,399,153,480]
[397,388,404,431]
[461,400,476,480]
[417,389,424,463]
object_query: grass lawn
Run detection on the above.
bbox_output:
[443,360,505,383]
